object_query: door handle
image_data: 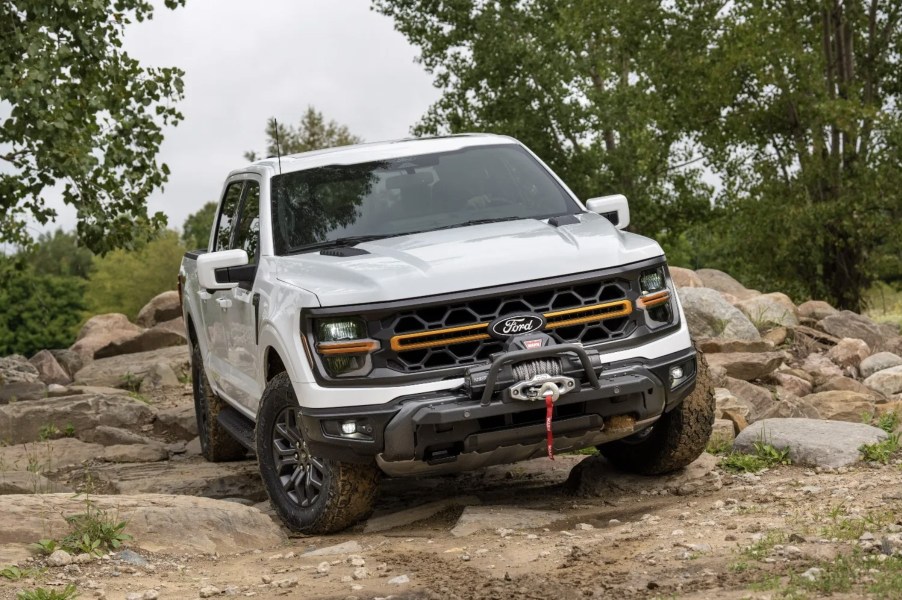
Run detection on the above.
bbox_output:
[216,297,232,310]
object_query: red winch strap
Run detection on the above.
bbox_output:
[544,391,555,461]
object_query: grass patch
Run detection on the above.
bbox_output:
[564,447,599,456]
[16,586,78,600]
[776,552,902,599]
[820,506,895,541]
[31,493,131,558]
[741,530,785,561]
[706,437,733,455]
[874,411,900,434]
[720,440,791,473]
[860,433,900,464]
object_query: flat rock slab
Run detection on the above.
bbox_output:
[566,453,722,497]
[0,471,71,494]
[734,418,888,468]
[0,493,285,555]
[74,346,189,389]
[451,506,565,537]
[365,496,482,533]
[0,393,155,444]
[304,540,363,556]
[705,352,784,381]
[89,459,265,501]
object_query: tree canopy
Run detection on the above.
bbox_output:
[182,201,218,251]
[0,0,186,253]
[245,107,362,161]
[375,0,902,310]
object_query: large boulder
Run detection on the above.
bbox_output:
[28,350,71,386]
[669,267,704,288]
[95,318,187,359]
[49,349,84,380]
[799,353,843,386]
[0,355,46,403]
[863,365,902,397]
[705,351,783,381]
[697,338,775,354]
[0,472,71,495]
[89,460,263,500]
[818,311,890,353]
[156,404,199,440]
[0,494,285,555]
[765,391,821,419]
[797,300,838,321]
[0,393,155,444]
[814,376,877,397]
[70,314,143,362]
[677,288,761,341]
[772,371,813,397]
[734,418,887,468]
[860,352,902,379]
[136,290,182,328]
[722,377,777,423]
[802,390,876,422]
[826,338,870,370]
[73,346,190,389]
[0,438,107,473]
[695,269,760,300]
[734,293,800,330]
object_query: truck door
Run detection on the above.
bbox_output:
[199,179,245,403]
[223,177,263,411]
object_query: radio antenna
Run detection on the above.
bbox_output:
[273,117,283,175]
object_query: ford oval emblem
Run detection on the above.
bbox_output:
[489,313,546,338]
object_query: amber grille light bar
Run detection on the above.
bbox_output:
[390,299,634,352]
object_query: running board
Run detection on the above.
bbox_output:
[217,405,256,452]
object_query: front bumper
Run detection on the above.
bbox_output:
[297,346,697,476]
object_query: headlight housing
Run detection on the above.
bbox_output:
[313,317,378,377]
[637,266,673,325]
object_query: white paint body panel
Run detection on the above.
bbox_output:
[180,134,693,416]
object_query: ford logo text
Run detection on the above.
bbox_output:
[489,313,546,338]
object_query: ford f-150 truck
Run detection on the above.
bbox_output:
[179,134,714,534]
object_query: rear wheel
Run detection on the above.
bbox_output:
[597,350,714,475]
[256,373,380,533]
[191,342,246,462]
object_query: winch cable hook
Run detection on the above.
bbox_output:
[538,381,561,460]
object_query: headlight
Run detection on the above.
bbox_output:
[639,267,666,294]
[637,266,673,325]
[313,318,378,377]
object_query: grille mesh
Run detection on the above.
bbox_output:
[377,278,636,372]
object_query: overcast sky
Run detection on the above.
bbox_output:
[42,0,440,237]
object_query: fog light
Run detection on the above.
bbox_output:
[341,421,357,435]
[671,366,684,380]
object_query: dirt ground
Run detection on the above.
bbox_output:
[3,451,901,600]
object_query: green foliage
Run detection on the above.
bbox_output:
[37,424,61,442]
[741,530,785,561]
[32,494,132,560]
[374,0,714,254]
[706,437,734,456]
[182,201,218,251]
[377,0,902,310]
[246,107,362,161]
[859,433,900,464]
[84,230,185,320]
[0,258,88,356]
[23,230,94,280]
[0,0,186,253]
[874,412,900,434]
[720,441,791,473]
[29,540,58,557]
[0,565,41,581]
[17,585,78,600]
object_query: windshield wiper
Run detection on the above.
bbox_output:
[285,235,392,255]
[412,216,525,234]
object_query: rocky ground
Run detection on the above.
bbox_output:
[0,274,900,599]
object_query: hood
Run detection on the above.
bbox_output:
[274,212,664,306]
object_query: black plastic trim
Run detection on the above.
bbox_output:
[184,249,208,260]
[216,405,256,452]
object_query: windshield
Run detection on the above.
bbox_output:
[270,143,580,254]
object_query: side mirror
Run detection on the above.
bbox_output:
[197,249,249,290]
[586,194,630,230]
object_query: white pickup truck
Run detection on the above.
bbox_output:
[179,134,713,533]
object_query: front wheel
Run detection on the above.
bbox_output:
[256,373,380,533]
[597,350,715,475]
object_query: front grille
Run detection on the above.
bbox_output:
[377,277,638,372]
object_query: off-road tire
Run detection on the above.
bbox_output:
[191,342,247,462]
[256,372,380,534]
[597,347,714,475]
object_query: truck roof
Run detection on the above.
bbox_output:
[244,133,519,177]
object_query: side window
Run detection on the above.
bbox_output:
[214,182,244,252]
[233,181,261,262]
